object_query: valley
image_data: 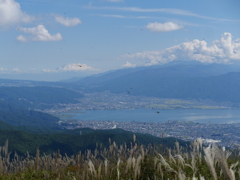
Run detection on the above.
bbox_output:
[43,91,230,114]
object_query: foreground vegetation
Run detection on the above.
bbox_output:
[0,137,239,180]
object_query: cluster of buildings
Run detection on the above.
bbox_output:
[62,120,240,148]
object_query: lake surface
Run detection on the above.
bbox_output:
[59,109,240,124]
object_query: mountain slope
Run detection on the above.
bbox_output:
[0,86,83,104]
[75,62,240,87]
[0,86,84,110]
[75,62,240,103]
[0,128,189,156]
[0,101,62,132]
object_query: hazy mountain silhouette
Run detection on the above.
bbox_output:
[74,61,240,103]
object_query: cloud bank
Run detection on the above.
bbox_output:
[146,22,183,32]
[0,0,34,27]
[16,25,63,42]
[122,32,240,65]
[55,16,82,27]
[122,62,136,68]
[12,67,20,72]
[0,67,7,72]
[42,63,98,73]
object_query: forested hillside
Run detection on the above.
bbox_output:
[0,128,188,156]
[0,100,62,131]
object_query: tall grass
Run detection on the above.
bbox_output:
[0,137,239,180]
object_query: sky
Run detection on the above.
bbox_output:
[1,0,240,81]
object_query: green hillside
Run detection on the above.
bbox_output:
[0,101,61,130]
[0,128,189,156]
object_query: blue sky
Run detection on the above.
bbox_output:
[1,0,240,81]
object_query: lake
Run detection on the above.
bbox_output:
[59,109,240,124]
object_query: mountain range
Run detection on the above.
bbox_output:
[0,61,240,155]
[72,61,240,104]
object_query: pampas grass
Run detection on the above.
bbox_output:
[0,138,239,179]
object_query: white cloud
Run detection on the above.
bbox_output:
[122,62,136,68]
[12,67,20,72]
[122,32,240,65]
[57,63,96,71]
[16,25,63,42]
[55,16,81,27]
[146,22,183,32]
[0,0,34,27]
[0,67,37,74]
[86,6,239,22]
[42,63,98,73]
[41,69,57,73]
[0,67,7,71]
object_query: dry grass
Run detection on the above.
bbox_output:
[0,137,239,179]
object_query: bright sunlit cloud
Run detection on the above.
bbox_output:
[146,22,183,32]
[0,0,34,27]
[16,25,63,42]
[42,63,98,73]
[122,62,136,68]
[54,15,82,27]
[122,32,240,65]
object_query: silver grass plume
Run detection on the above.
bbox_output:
[230,161,239,170]
[133,134,136,143]
[117,158,121,180]
[4,140,8,157]
[204,145,217,180]
[104,158,108,175]
[169,149,176,164]
[175,154,185,167]
[178,170,186,180]
[140,145,145,158]
[88,160,97,178]
[0,158,3,174]
[132,157,136,169]
[194,138,203,154]
[175,141,180,154]
[217,147,235,180]
[158,153,177,174]
[35,149,40,171]
[190,152,197,174]
[126,156,132,170]
[135,155,142,178]
[97,163,102,180]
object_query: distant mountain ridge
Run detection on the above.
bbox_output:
[73,62,240,104]
[75,61,240,85]
[0,86,84,110]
